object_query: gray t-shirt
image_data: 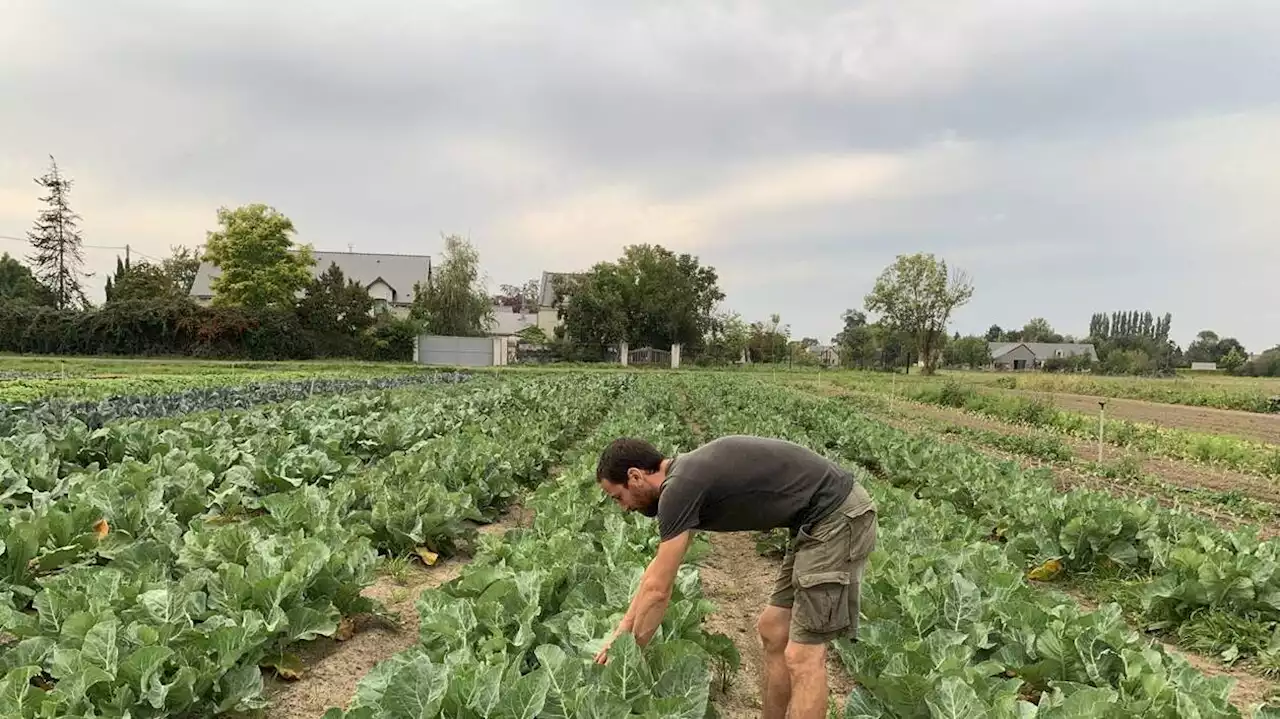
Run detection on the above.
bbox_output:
[656,435,863,541]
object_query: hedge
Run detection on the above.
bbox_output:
[0,300,416,361]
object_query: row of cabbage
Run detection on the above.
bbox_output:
[0,370,470,433]
[681,375,1267,718]
[325,376,739,719]
[0,375,624,718]
[2,376,492,516]
[792,386,1280,664]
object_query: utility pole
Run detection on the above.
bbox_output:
[1097,400,1107,463]
[125,244,130,266]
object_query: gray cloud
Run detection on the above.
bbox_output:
[1,0,1277,349]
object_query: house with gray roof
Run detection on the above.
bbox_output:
[537,271,581,308]
[533,270,583,336]
[989,341,1098,370]
[189,250,432,316]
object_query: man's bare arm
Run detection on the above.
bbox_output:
[596,531,693,661]
[628,530,692,645]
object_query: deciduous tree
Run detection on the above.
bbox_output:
[944,336,993,369]
[1220,347,1247,372]
[105,260,184,304]
[410,234,494,336]
[703,308,750,364]
[864,253,974,375]
[162,244,202,295]
[559,244,723,352]
[836,310,877,368]
[203,204,315,308]
[1185,330,1220,364]
[495,279,540,313]
[1020,317,1062,343]
[0,253,56,306]
[747,314,789,363]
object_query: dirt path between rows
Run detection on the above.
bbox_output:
[901,399,1280,517]
[700,531,858,718]
[995,388,1280,446]
[262,508,533,719]
[804,382,1280,530]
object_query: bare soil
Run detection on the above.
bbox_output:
[999,388,1280,446]
[699,531,856,719]
[262,508,533,719]
[261,561,462,719]
[700,532,768,719]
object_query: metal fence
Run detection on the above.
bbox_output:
[415,335,509,367]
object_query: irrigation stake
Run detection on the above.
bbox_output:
[1097,400,1107,463]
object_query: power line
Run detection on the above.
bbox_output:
[0,234,130,252]
[1,235,170,267]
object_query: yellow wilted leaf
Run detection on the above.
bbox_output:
[335,617,356,642]
[1027,558,1063,582]
[261,652,305,681]
[92,519,109,540]
[414,547,439,566]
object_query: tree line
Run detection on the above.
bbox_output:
[0,157,500,360]
[5,156,1275,375]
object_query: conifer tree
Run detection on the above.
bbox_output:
[26,155,88,309]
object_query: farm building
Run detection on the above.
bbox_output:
[989,342,1098,370]
[190,250,432,317]
[807,344,841,367]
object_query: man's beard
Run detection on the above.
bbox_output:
[637,493,660,517]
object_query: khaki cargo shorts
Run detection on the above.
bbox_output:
[768,483,877,645]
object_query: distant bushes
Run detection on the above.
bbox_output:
[0,300,417,361]
[925,381,1059,427]
[1235,348,1280,378]
[1041,355,1094,373]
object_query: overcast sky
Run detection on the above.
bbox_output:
[2,1,1277,349]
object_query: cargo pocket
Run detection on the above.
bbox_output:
[794,570,852,635]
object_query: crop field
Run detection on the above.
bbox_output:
[855,369,1280,415]
[799,370,1280,537]
[0,356,434,405]
[4,367,1280,717]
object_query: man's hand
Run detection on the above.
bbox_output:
[594,626,624,664]
[594,531,693,664]
[594,635,614,665]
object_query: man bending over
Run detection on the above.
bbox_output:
[593,434,877,719]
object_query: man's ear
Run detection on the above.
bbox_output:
[626,467,643,486]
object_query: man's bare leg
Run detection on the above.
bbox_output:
[784,640,828,719]
[756,605,792,719]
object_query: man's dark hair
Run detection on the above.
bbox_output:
[596,438,665,485]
